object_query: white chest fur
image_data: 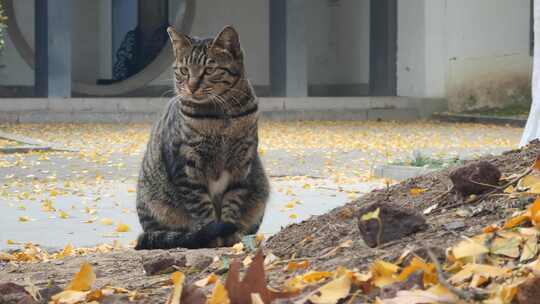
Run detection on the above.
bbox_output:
[208,171,231,199]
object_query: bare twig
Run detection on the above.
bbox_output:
[426,248,489,302]
[477,232,497,264]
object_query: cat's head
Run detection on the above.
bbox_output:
[167,26,244,105]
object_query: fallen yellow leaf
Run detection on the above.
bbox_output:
[398,257,437,286]
[370,260,399,288]
[59,210,69,219]
[194,273,218,287]
[530,197,540,227]
[490,237,521,258]
[207,280,230,304]
[100,218,113,225]
[285,260,310,272]
[302,271,333,283]
[50,290,89,304]
[452,239,489,259]
[306,275,351,304]
[65,263,96,291]
[504,212,531,229]
[409,187,427,196]
[166,271,184,304]
[232,242,244,254]
[361,208,380,222]
[115,223,130,232]
[18,216,30,222]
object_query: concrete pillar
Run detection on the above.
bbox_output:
[35,0,72,97]
[98,0,113,80]
[270,0,308,97]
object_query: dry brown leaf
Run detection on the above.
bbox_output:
[65,263,96,291]
[225,249,298,304]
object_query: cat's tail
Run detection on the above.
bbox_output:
[135,231,202,250]
[134,222,238,250]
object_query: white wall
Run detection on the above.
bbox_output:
[397,0,425,97]
[398,0,532,110]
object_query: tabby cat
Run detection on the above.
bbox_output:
[135,26,270,250]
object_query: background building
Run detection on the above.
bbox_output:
[0,0,533,111]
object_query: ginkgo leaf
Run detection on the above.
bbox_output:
[504,213,530,229]
[100,218,113,225]
[398,257,437,286]
[207,280,230,304]
[370,260,399,288]
[18,216,30,222]
[285,260,310,272]
[302,271,333,283]
[115,223,130,232]
[361,208,380,221]
[529,197,540,227]
[50,290,89,304]
[59,210,69,219]
[490,237,521,258]
[380,289,458,304]
[306,275,351,304]
[166,271,185,304]
[452,239,489,259]
[65,263,96,291]
[194,273,218,287]
[409,188,427,197]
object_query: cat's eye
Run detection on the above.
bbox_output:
[204,67,216,74]
[179,67,189,75]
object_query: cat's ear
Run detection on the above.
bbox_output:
[167,26,191,57]
[210,26,242,59]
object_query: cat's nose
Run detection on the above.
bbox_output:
[187,79,201,93]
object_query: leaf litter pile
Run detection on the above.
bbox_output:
[3,139,540,303]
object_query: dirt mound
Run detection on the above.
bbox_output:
[265,140,540,276]
[2,141,540,303]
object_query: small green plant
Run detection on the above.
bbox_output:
[391,151,462,169]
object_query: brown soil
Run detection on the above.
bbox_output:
[1,141,539,303]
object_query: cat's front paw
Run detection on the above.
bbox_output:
[222,232,242,247]
[197,221,238,246]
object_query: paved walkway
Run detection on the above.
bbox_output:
[0,121,523,250]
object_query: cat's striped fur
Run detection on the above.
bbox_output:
[135,26,269,250]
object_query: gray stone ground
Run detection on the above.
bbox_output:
[0,121,523,251]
